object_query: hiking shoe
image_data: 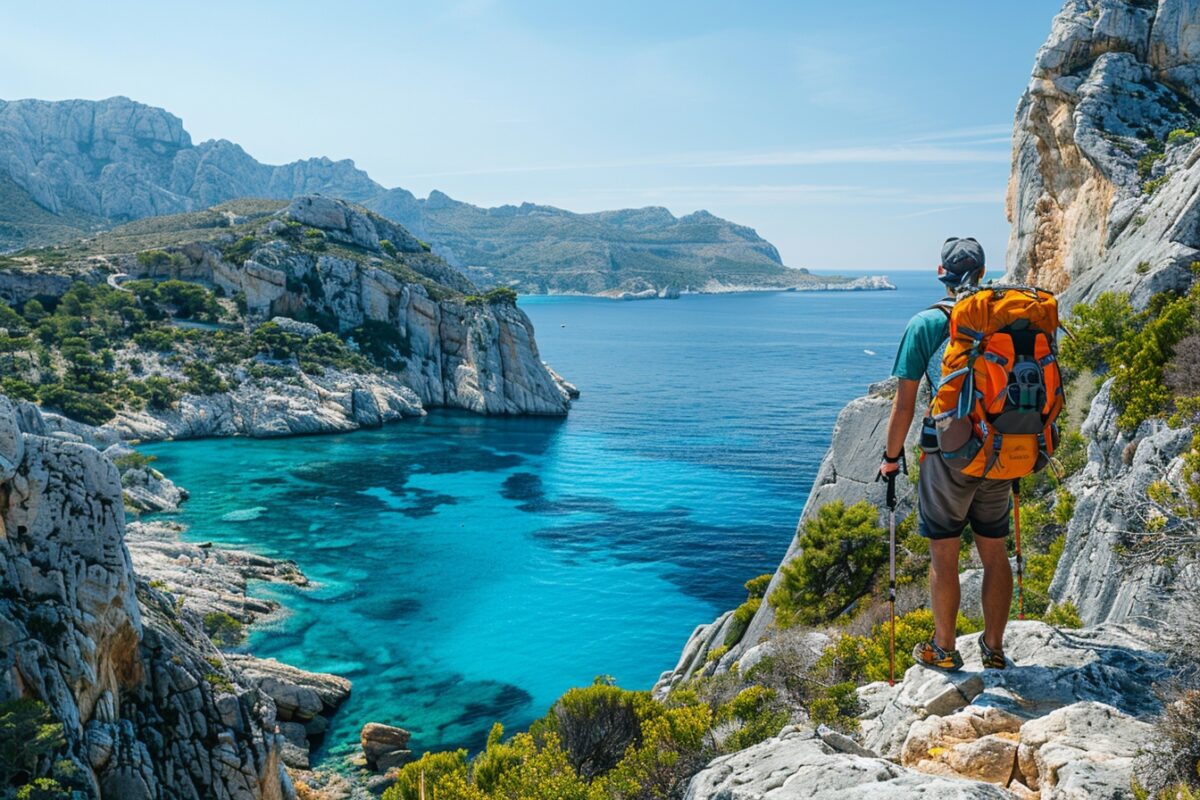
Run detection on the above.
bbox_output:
[979,638,1008,670]
[912,641,964,672]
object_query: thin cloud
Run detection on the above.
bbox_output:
[907,124,1013,142]
[403,143,1010,180]
[686,146,1009,167]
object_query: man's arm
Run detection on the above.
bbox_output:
[879,378,920,477]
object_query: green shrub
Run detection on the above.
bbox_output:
[223,236,258,265]
[470,732,590,800]
[807,682,861,731]
[347,320,411,371]
[537,679,654,779]
[716,686,788,751]
[1060,292,1138,374]
[156,280,221,320]
[131,376,180,410]
[383,750,470,800]
[1023,535,1065,618]
[1,376,38,401]
[299,332,368,373]
[182,361,229,396]
[15,777,73,800]
[724,597,761,648]
[1137,261,1152,275]
[202,611,245,648]
[1138,149,1165,179]
[601,704,714,800]
[744,574,772,599]
[705,645,729,664]
[380,239,399,258]
[113,451,157,471]
[22,299,47,325]
[1145,175,1171,194]
[133,329,176,352]
[36,384,115,426]
[251,322,302,360]
[0,699,64,786]
[1110,289,1198,430]
[483,287,518,306]
[1042,602,1084,628]
[770,500,886,626]
[1168,128,1197,144]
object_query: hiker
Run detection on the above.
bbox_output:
[877,237,1013,673]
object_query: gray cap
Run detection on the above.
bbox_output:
[940,237,985,286]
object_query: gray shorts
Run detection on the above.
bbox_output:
[918,453,1013,540]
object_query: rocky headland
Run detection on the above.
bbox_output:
[0,194,574,445]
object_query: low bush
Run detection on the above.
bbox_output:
[0,699,65,787]
[182,361,229,396]
[536,679,653,779]
[383,750,470,800]
[202,611,245,648]
[131,376,180,410]
[717,686,788,751]
[770,500,886,626]
[36,384,115,426]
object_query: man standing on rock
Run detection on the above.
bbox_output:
[877,237,1012,673]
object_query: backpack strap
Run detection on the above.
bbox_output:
[927,299,954,319]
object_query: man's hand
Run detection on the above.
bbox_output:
[878,450,905,482]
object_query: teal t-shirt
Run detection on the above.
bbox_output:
[891,306,950,385]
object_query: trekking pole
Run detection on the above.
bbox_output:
[886,467,898,687]
[1013,479,1024,620]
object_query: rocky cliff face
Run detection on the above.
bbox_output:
[1007,0,1200,306]
[0,97,377,223]
[0,395,293,799]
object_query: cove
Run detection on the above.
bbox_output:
[140,272,934,763]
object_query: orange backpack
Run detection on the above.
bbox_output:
[927,285,1064,479]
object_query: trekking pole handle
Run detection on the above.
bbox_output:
[877,450,906,510]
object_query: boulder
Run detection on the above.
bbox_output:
[361,722,413,771]
[1017,701,1152,797]
[683,727,1011,799]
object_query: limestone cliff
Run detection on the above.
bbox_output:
[1007,0,1200,306]
[0,395,293,799]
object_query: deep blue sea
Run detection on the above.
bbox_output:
[140,271,938,763]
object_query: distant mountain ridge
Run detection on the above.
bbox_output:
[0,96,873,295]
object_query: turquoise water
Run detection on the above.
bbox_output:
[141,271,939,762]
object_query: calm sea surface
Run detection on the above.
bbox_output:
[141,271,939,762]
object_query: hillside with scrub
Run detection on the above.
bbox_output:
[0,194,573,442]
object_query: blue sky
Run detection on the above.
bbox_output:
[4,0,1062,272]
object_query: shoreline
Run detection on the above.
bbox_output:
[125,480,361,778]
[520,274,897,301]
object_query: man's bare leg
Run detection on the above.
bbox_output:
[974,535,1013,651]
[929,538,962,651]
